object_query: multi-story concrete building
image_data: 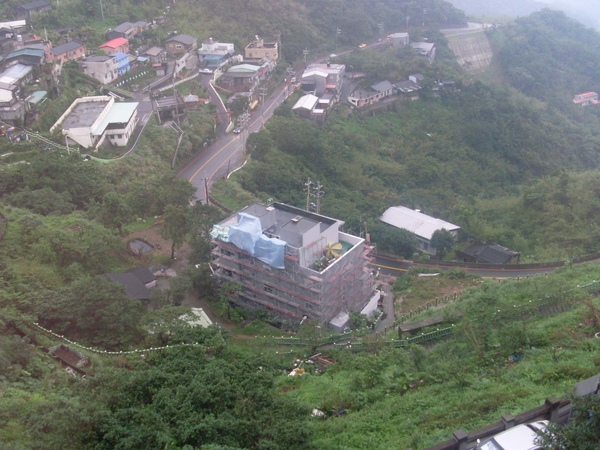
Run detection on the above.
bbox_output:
[210,203,376,330]
[79,54,119,84]
[244,37,278,62]
[50,95,138,149]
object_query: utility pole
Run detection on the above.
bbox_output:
[314,181,324,214]
[378,22,384,40]
[336,28,341,48]
[303,48,308,65]
[99,0,105,21]
[259,86,267,105]
[304,178,313,210]
[406,16,410,31]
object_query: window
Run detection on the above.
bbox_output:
[117,134,123,139]
[176,44,183,49]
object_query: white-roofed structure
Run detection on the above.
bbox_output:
[379,206,460,255]
[292,94,319,118]
[0,64,32,86]
[51,95,138,149]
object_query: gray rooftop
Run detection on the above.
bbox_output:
[166,34,197,45]
[371,80,394,92]
[85,55,112,62]
[62,100,110,129]
[51,40,84,56]
[234,203,337,249]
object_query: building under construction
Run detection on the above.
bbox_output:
[210,202,377,331]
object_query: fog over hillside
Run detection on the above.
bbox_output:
[449,0,600,29]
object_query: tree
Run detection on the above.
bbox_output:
[540,394,600,450]
[430,228,455,259]
[35,276,143,349]
[160,204,189,259]
[92,191,132,236]
[369,221,418,259]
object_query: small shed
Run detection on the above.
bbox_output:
[456,243,520,264]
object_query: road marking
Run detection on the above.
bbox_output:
[370,263,408,273]
[188,137,239,182]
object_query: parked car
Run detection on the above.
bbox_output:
[475,421,549,450]
[359,43,367,48]
[329,53,337,58]
[233,127,242,134]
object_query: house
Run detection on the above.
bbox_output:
[292,94,319,118]
[50,95,138,149]
[409,73,424,85]
[210,202,377,331]
[244,36,278,62]
[164,34,198,56]
[379,206,460,256]
[79,55,120,84]
[105,21,148,41]
[301,63,345,97]
[14,0,51,20]
[48,41,86,64]
[217,64,260,93]
[410,42,436,62]
[456,243,520,264]
[125,267,157,288]
[4,47,45,66]
[99,37,130,56]
[143,46,166,64]
[199,37,234,57]
[393,79,421,99]
[0,82,25,125]
[572,92,599,106]
[110,52,131,76]
[389,32,409,48]
[347,81,393,108]
[107,273,151,300]
[0,63,33,87]
[180,308,213,328]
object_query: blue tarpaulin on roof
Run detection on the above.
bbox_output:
[225,213,285,269]
[255,234,285,269]
[229,213,262,256]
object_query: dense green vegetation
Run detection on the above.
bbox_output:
[1,1,600,449]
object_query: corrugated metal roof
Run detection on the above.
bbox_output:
[51,40,84,55]
[100,37,128,48]
[0,63,32,84]
[92,102,138,135]
[292,94,319,110]
[166,34,197,46]
[379,206,459,240]
[26,90,47,104]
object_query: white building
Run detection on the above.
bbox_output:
[379,206,460,255]
[199,37,234,56]
[79,55,119,84]
[301,63,345,97]
[50,95,138,150]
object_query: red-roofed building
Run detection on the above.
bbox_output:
[99,37,129,55]
[573,92,599,106]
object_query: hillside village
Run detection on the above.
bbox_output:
[0,1,599,449]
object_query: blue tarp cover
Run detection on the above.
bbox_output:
[225,213,286,269]
[255,234,285,269]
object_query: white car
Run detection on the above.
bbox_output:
[476,421,549,450]
[329,53,337,58]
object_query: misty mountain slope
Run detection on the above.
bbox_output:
[493,10,600,108]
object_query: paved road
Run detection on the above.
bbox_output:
[371,254,559,279]
[176,74,294,202]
